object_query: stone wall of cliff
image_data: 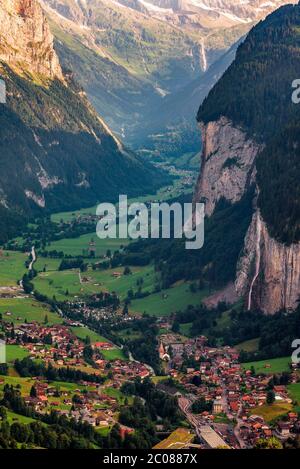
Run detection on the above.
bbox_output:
[236,211,300,314]
[194,117,261,216]
[0,0,63,79]
[195,117,300,314]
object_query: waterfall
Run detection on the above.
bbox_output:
[200,40,207,72]
[247,214,262,310]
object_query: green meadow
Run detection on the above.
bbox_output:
[33,265,157,301]
[242,356,291,375]
[0,375,35,396]
[236,338,260,353]
[101,348,127,361]
[0,251,27,286]
[71,326,126,361]
[0,297,62,325]
[130,282,209,317]
[6,411,37,425]
[5,345,30,363]
[34,257,62,273]
[46,234,129,258]
[33,263,209,317]
[250,403,292,422]
[71,326,111,345]
[288,383,300,412]
[50,179,192,225]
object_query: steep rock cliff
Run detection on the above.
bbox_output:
[195,4,300,313]
[194,117,260,216]
[0,0,63,79]
[236,211,300,313]
[195,115,300,313]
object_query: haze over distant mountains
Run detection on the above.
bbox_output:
[41,0,296,157]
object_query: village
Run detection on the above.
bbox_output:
[1,306,300,449]
[157,331,300,449]
[1,321,150,432]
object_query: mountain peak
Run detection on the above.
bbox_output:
[0,0,63,79]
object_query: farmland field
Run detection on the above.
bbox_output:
[0,251,27,286]
[250,403,292,422]
[5,345,29,363]
[0,298,62,325]
[33,264,156,301]
[50,180,193,225]
[131,283,209,317]
[46,234,130,258]
[71,326,111,344]
[0,376,35,396]
[6,411,37,425]
[34,257,62,273]
[236,338,260,353]
[242,356,291,375]
[101,348,127,361]
[33,260,208,316]
[288,383,300,412]
[153,428,194,449]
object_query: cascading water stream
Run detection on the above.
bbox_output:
[247,214,262,310]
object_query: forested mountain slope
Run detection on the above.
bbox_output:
[0,0,163,242]
[195,3,300,313]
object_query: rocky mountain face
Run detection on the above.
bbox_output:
[195,3,300,314]
[123,0,298,27]
[236,211,300,314]
[0,0,63,79]
[0,0,163,242]
[40,0,294,157]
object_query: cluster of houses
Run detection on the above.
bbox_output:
[1,319,153,429]
[158,333,300,447]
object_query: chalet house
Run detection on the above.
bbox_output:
[277,421,291,437]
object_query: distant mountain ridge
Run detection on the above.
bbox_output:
[40,0,296,156]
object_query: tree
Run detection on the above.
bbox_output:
[30,386,37,398]
[0,406,7,420]
[255,437,283,449]
[124,266,132,276]
[267,390,275,405]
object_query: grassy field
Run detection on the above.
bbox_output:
[6,411,37,425]
[250,403,292,422]
[71,326,126,361]
[242,356,291,375]
[71,326,111,344]
[131,283,209,317]
[288,383,300,412]
[5,345,30,363]
[34,257,62,273]
[0,251,27,286]
[236,338,260,353]
[101,348,127,361]
[33,259,209,316]
[0,298,62,325]
[51,205,99,224]
[0,375,35,396]
[179,322,193,336]
[153,428,194,449]
[46,234,129,258]
[33,265,156,302]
